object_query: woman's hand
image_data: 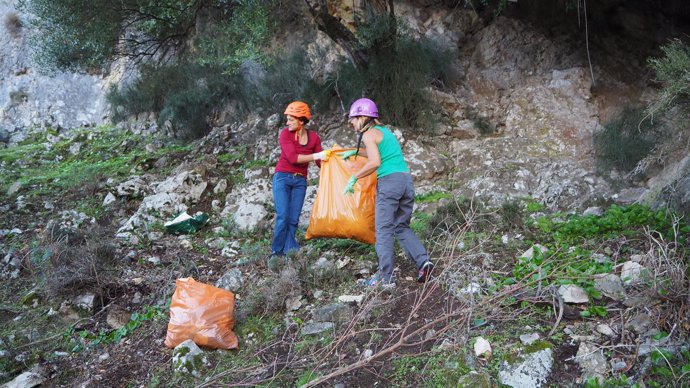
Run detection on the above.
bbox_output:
[312,149,333,161]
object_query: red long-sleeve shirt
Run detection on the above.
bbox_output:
[275,127,323,176]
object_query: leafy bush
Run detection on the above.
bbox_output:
[336,21,456,129]
[497,204,690,299]
[108,62,238,138]
[195,0,276,74]
[18,0,121,71]
[18,0,202,72]
[533,204,687,244]
[593,107,659,173]
[647,39,690,117]
[258,47,337,117]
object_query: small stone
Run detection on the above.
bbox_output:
[629,254,645,263]
[593,273,626,301]
[596,324,615,337]
[437,339,455,351]
[300,322,334,336]
[621,261,645,285]
[627,313,651,334]
[558,284,589,304]
[575,342,607,383]
[338,294,365,305]
[474,337,492,358]
[591,253,610,264]
[520,333,540,345]
[461,283,481,294]
[610,358,627,371]
[519,244,548,260]
[285,296,302,311]
[583,207,603,216]
[7,181,23,196]
[103,192,116,206]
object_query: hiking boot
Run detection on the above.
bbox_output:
[357,272,396,289]
[416,261,434,283]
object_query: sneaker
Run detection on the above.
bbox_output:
[357,272,396,289]
[416,261,434,283]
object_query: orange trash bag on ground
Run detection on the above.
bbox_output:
[164,277,239,350]
[305,147,376,244]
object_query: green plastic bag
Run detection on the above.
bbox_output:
[164,212,209,235]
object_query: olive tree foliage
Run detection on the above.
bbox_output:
[18,0,210,72]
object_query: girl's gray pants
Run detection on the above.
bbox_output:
[375,172,430,281]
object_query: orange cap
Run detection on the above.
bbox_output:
[284,101,311,121]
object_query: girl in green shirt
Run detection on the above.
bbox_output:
[342,98,434,288]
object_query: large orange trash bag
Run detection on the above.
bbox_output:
[305,147,376,244]
[164,277,239,350]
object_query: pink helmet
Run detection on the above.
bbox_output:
[348,98,379,118]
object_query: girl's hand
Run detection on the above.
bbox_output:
[340,150,358,160]
[343,176,357,194]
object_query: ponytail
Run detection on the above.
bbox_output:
[353,118,382,160]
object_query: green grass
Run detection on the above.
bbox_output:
[416,191,452,203]
[389,353,470,387]
[411,213,432,236]
[235,316,282,343]
[0,125,191,198]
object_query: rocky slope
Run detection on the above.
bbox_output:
[1,1,689,387]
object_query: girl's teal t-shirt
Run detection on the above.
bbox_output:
[375,126,409,178]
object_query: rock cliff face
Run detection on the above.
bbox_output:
[0,0,108,143]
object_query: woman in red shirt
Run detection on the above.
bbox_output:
[272,101,328,256]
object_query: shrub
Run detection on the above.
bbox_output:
[258,47,337,117]
[465,107,495,136]
[335,20,456,129]
[18,0,202,72]
[107,62,237,139]
[424,197,491,240]
[18,0,121,71]
[593,107,659,174]
[240,266,302,318]
[647,39,690,118]
[28,223,117,299]
[195,0,276,74]
[3,12,22,37]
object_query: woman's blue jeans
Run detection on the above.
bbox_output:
[271,172,307,255]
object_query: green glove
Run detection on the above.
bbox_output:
[340,149,358,160]
[343,176,357,195]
